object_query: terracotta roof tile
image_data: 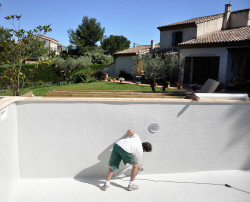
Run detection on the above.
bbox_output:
[179,26,250,48]
[34,34,59,43]
[157,9,249,31]
[113,45,160,56]
[158,13,223,31]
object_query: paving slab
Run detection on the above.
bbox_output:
[10,170,250,202]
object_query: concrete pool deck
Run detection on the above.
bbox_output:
[10,171,250,202]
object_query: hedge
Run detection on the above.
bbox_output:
[0,63,62,83]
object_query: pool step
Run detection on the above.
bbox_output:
[45,90,191,98]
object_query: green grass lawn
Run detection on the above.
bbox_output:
[0,81,179,96]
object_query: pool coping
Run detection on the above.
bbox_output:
[0,96,249,111]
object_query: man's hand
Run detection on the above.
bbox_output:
[127,129,135,137]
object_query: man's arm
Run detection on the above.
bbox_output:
[126,129,135,137]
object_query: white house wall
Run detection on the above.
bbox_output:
[115,56,135,76]
[180,47,229,84]
[37,38,60,55]
[197,17,223,38]
[0,104,19,202]
[16,101,250,178]
[160,27,197,50]
[230,10,250,28]
[106,63,116,77]
[49,42,58,53]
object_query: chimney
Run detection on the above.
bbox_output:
[150,40,155,53]
[222,4,231,30]
[133,43,136,48]
[138,50,142,57]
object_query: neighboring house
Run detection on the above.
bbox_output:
[158,4,250,85]
[103,41,160,78]
[34,34,67,55]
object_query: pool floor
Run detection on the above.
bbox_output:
[10,170,250,202]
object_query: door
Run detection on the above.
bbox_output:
[183,57,191,83]
[192,57,220,84]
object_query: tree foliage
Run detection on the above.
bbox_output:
[25,38,49,58]
[101,35,130,55]
[133,54,162,91]
[83,47,113,64]
[0,15,52,95]
[160,51,183,91]
[53,56,92,84]
[133,52,183,91]
[0,26,11,58]
[68,16,105,54]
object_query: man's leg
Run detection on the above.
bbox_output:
[101,168,114,191]
[127,164,140,191]
[106,168,114,181]
[130,164,139,182]
[102,144,121,191]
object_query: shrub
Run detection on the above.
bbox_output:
[24,62,62,83]
[53,56,92,84]
[73,63,108,83]
[0,62,62,86]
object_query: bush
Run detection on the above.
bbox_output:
[0,62,62,84]
[85,76,97,83]
[73,63,108,83]
[24,63,62,83]
[53,56,92,84]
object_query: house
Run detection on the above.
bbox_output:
[34,34,67,55]
[103,41,160,78]
[158,4,250,86]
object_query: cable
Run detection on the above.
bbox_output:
[115,170,250,194]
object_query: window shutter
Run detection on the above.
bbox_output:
[176,32,183,45]
[172,32,176,46]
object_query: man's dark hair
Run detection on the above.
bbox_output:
[142,142,152,152]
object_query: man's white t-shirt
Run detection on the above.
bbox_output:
[116,134,143,161]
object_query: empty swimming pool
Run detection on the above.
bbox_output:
[1,97,250,202]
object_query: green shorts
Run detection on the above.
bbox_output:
[108,144,137,171]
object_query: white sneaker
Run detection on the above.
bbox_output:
[128,184,139,191]
[101,183,110,191]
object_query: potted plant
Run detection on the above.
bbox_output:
[166,81,170,88]
[118,77,125,83]
[178,82,183,89]
[154,82,157,87]
[107,77,112,82]
[113,78,116,82]
[192,83,198,91]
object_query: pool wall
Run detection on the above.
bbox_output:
[16,101,250,178]
[0,104,19,202]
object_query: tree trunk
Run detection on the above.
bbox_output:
[150,81,155,92]
[162,79,167,92]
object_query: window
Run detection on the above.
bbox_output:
[172,31,183,46]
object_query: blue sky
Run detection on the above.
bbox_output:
[0,0,249,47]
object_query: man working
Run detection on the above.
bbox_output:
[102,129,152,191]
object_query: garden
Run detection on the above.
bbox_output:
[0,15,184,97]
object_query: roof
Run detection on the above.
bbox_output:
[113,44,160,56]
[158,14,223,31]
[34,34,59,43]
[179,26,250,48]
[157,8,250,31]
